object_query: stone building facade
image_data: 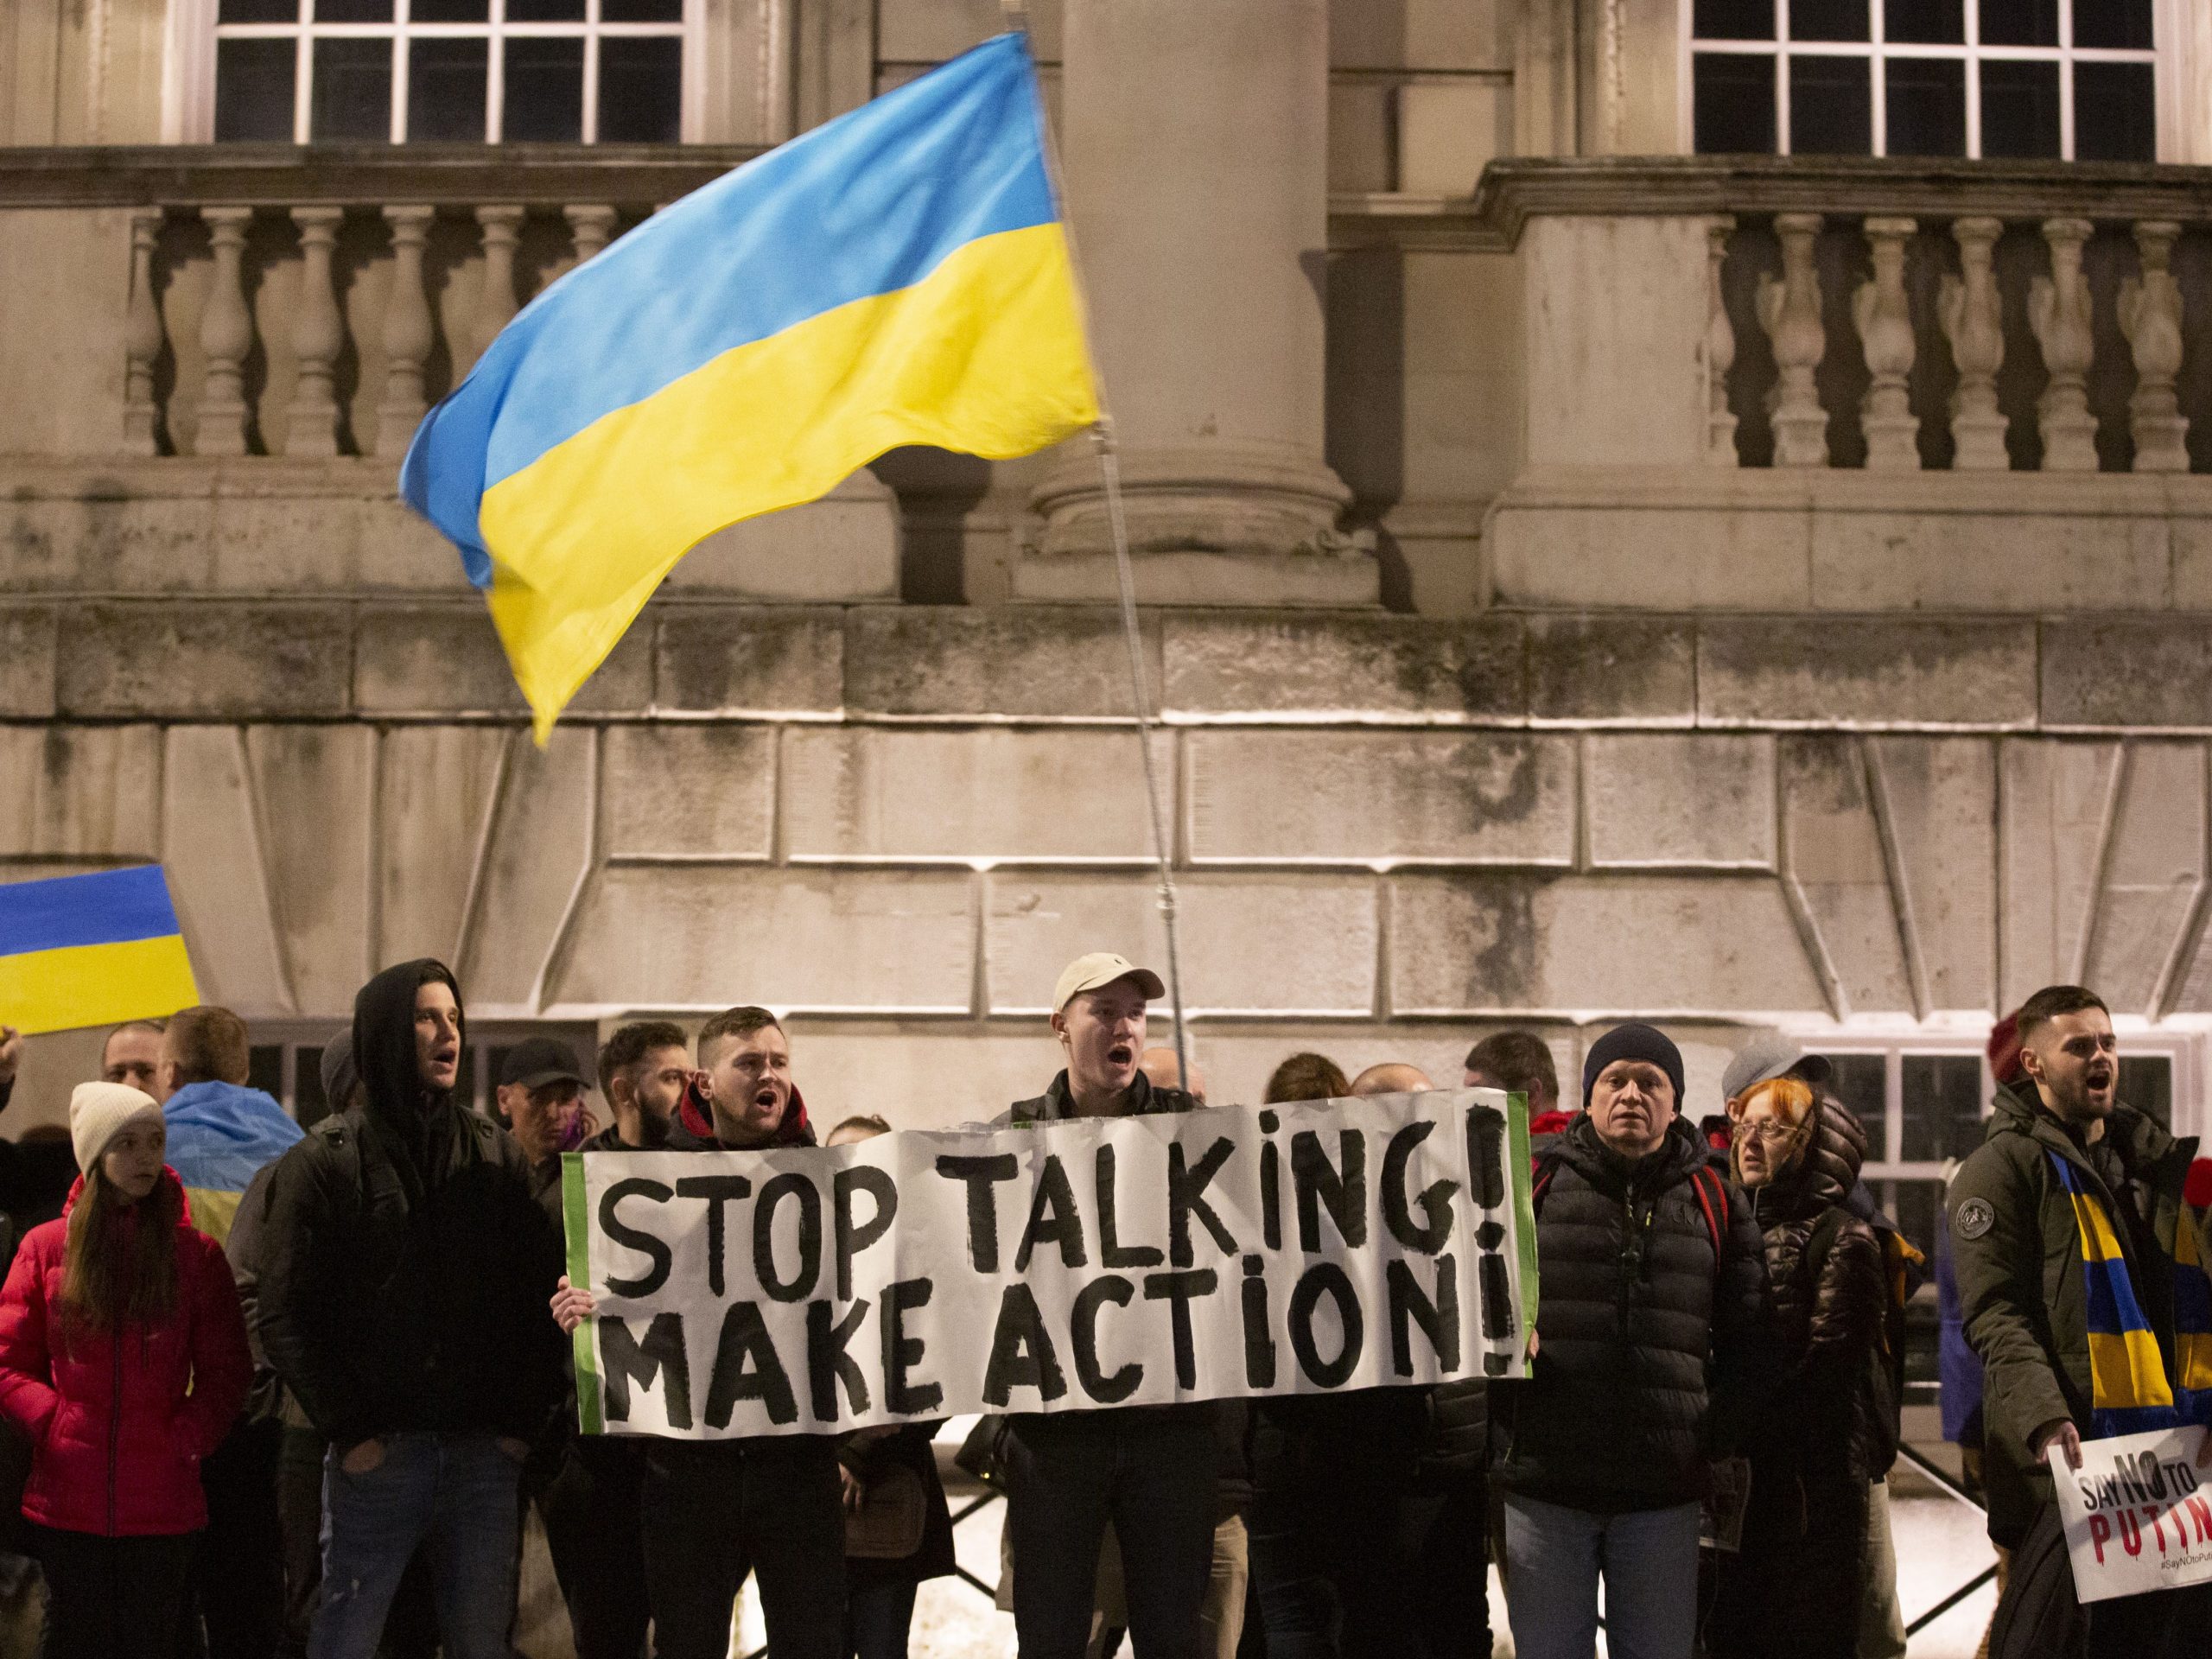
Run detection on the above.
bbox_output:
[8,0,2212,1261]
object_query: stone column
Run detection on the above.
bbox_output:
[1016,0,1367,607]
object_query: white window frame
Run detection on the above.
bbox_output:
[1677,0,2172,161]
[245,1018,601,1121]
[177,0,703,144]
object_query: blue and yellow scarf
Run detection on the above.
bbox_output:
[2050,1151,2212,1436]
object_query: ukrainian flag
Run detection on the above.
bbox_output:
[402,31,1100,739]
[0,866,199,1036]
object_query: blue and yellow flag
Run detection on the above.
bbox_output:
[402,32,1100,738]
[0,866,199,1036]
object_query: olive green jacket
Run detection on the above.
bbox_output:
[1944,1079,2196,1547]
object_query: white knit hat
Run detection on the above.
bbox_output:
[69,1082,163,1174]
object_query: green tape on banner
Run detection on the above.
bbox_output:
[1508,1090,1537,1375]
[562,1151,602,1435]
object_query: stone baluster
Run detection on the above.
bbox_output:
[377,205,435,456]
[1938,216,2009,471]
[1757,212,1827,467]
[2120,219,2190,472]
[564,204,616,265]
[196,207,256,456]
[2028,217,2098,471]
[1706,216,1738,467]
[472,205,524,367]
[1853,216,1920,470]
[285,207,345,457]
[122,207,164,455]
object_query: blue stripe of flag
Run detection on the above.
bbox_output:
[0,866,181,957]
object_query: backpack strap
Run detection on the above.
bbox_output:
[1531,1152,1560,1214]
[1688,1166,1728,1284]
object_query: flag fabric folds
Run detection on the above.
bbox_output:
[162,1079,304,1246]
[402,31,1101,739]
[0,866,200,1036]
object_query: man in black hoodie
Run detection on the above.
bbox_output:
[257,960,563,1659]
[550,1005,844,1659]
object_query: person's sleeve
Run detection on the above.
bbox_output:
[1804,1219,1886,1375]
[504,1138,570,1442]
[179,1236,254,1458]
[257,1144,377,1448]
[1708,1185,1782,1453]
[1948,1149,2073,1464]
[0,1238,59,1441]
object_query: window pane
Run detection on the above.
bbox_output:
[1694,53,1777,152]
[2073,0,2152,50]
[312,0,394,19]
[1826,1053,1890,1158]
[599,37,683,143]
[504,37,584,140]
[1892,1179,1941,1264]
[409,37,487,143]
[219,0,298,20]
[1792,0,1869,41]
[1695,0,1775,35]
[1790,54,1872,154]
[215,37,296,141]
[1979,0,2057,48]
[311,38,392,143]
[1902,1054,1982,1163]
[2119,1055,2172,1129]
[1885,0,1962,42]
[248,1044,284,1100]
[603,0,685,19]
[508,0,587,18]
[1981,60,2061,157]
[411,0,490,19]
[1887,56,1966,155]
[294,1045,328,1127]
[2074,62,2156,162]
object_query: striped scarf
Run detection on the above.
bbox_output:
[2050,1151,2212,1437]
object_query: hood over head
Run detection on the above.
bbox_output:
[352,959,473,1192]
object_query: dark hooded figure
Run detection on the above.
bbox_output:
[257,960,563,1659]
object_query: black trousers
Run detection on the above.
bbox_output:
[1003,1408,1218,1659]
[532,1433,651,1659]
[31,1524,196,1659]
[188,1417,285,1659]
[641,1434,846,1659]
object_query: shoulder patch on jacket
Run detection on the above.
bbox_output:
[1955,1197,1994,1240]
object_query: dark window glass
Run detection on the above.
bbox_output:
[311,37,391,142]
[487,1046,517,1102]
[1892,1179,1941,1263]
[411,0,490,19]
[294,1045,327,1127]
[2073,0,2153,50]
[1694,0,1775,35]
[602,0,685,19]
[1694,53,1777,152]
[504,36,584,141]
[1979,0,2057,47]
[1792,0,1869,41]
[1887,56,1966,155]
[599,36,683,142]
[248,1045,284,1100]
[455,1046,477,1110]
[1790,54,1872,154]
[1885,0,1963,41]
[219,0,297,21]
[1980,58,2061,156]
[1827,1053,1890,1158]
[507,0,587,18]
[409,37,487,143]
[2074,62,2157,162]
[312,0,394,18]
[215,37,296,141]
[1902,1054,1983,1163]
[2119,1055,2172,1128]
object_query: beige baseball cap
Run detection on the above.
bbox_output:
[1052,952,1166,1014]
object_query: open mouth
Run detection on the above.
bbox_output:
[2087,1067,2114,1093]
[753,1086,779,1110]
[1107,1044,1134,1066]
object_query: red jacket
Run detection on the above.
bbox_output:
[0,1170,252,1536]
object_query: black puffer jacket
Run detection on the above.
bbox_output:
[1494,1114,1775,1513]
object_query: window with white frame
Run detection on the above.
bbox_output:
[211,1,687,145]
[245,1020,601,1128]
[1690,0,2159,162]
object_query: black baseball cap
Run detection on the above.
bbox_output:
[499,1037,588,1092]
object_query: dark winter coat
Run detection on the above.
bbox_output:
[255,960,566,1452]
[1946,1078,2197,1548]
[1493,1113,1776,1514]
[0,1170,252,1536]
[840,1423,957,1586]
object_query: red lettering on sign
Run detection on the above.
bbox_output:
[2148,1504,2170,1554]
[2189,1494,2212,1544]
[2120,1510,2144,1556]
[2090,1511,2112,1565]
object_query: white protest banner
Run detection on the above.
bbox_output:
[2047,1425,2212,1602]
[560,1090,1535,1437]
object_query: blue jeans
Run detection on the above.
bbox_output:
[308,1433,522,1659]
[845,1578,918,1659]
[1501,1491,1700,1659]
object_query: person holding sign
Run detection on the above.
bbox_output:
[1947,985,2212,1652]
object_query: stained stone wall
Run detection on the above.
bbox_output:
[8,598,2212,1136]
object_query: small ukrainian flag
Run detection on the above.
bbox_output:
[403,31,1101,740]
[0,866,200,1036]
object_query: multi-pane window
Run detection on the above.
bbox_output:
[1692,0,2158,162]
[213,1,686,145]
[246,1022,601,1128]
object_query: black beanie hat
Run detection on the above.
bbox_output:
[1580,1023,1686,1109]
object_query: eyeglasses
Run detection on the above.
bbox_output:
[1732,1119,1805,1147]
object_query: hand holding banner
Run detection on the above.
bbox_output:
[561,1090,1535,1437]
[2047,1424,2212,1602]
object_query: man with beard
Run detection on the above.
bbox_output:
[550,1007,843,1659]
[257,961,564,1659]
[582,1020,691,1153]
[1949,984,2212,1655]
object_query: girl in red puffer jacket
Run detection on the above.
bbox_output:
[0,1081,252,1658]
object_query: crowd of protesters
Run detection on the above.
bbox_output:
[0,955,2208,1659]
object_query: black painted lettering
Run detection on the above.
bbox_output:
[880,1277,943,1414]
[1143,1268,1219,1391]
[1096,1146,1164,1268]
[1070,1275,1141,1403]
[832,1166,898,1301]
[1287,1262,1363,1388]
[1260,1131,1282,1251]
[672,1174,752,1298]
[1478,1254,1516,1341]
[1292,1131,1368,1252]
[1168,1136,1239,1266]
[1240,1255,1276,1388]
[935,1154,1019,1274]
[981,1283,1067,1407]
[600,1178,674,1297]
[703,1301,797,1428]
[752,1172,823,1304]
[1014,1154,1090,1272]
[1467,1105,1508,1210]
[807,1297,871,1422]
[1381,1122,1458,1254]
[597,1312,691,1429]
[1387,1253,1460,1376]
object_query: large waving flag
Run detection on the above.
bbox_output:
[403,32,1100,739]
[0,866,199,1036]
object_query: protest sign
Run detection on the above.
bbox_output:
[2047,1424,2212,1602]
[562,1090,1534,1438]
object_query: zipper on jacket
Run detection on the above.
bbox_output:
[106,1322,122,1536]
